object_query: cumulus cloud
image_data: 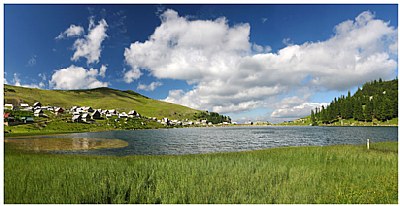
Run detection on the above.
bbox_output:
[71,19,108,64]
[99,65,107,77]
[55,24,84,39]
[270,96,328,118]
[49,65,108,90]
[137,81,163,91]
[12,73,43,89]
[123,67,142,83]
[124,10,397,117]
[282,37,293,46]
[38,73,47,81]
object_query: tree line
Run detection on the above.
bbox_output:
[194,111,231,124]
[311,78,398,125]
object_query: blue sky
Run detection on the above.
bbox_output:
[4,4,398,122]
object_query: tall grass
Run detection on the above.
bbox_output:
[4,142,398,204]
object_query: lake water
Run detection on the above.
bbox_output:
[43,126,398,156]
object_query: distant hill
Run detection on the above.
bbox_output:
[310,78,398,125]
[4,84,202,120]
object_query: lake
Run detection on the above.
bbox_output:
[36,126,398,156]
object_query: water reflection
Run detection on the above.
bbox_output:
[5,137,128,152]
[6,126,398,156]
[41,126,398,156]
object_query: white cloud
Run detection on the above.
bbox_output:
[137,81,163,91]
[38,73,46,81]
[49,65,108,90]
[270,96,328,118]
[12,73,43,89]
[252,44,272,53]
[99,65,107,77]
[282,37,292,46]
[124,10,397,117]
[123,67,142,83]
[71,19,108,64]
[27,55,37,66]
[55,24,84,39]
[261,17,268,23]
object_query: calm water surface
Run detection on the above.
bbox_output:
[42,126,398,156]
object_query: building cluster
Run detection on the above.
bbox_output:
[69,106,141,123]
[4,101,234,127]
[155,117,231,126]
[4,101,65,126]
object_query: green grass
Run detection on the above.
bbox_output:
[4,110,167,137]
[4,142,398,204]
[4,84,200,120]
[276,116,398,127]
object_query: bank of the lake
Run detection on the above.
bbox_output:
[4,141,398,204]
[276,117,398,127]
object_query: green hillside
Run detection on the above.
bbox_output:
[309,78,398,126]
[4,84,199,120]
[277,78,398,126]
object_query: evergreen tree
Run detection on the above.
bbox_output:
[364,100,373,122]
[310,110,316,125]
[353,98,363,121]
[344,91,353,119]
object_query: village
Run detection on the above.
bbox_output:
[4,101,234,129]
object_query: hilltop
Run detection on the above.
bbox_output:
[4,84,200,120]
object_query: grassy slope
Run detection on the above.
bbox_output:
[4,84,200,120]
[4,142,398,204]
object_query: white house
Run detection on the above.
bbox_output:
[92,110,102,119]
[34,109,44,117]
[33,102,42,108]
[82,106,94,113]
[118,112,128,118]
[4,104,14,110]
[108,109,117,115]
[81,113,92,122]
[72,114,81,122]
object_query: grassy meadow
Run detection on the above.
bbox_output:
[4,141,398,204]
[4,110,165,137]
[4,84,200,120]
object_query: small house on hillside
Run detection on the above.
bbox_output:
[55,107,64,115]
[20,103,29,108]
[4,104,14,110]
[70,106,78,112]
[72,114,82,122]
[128,110,137,116]
[21,116,34,124]
[119,112,128,118]
[33,102,42,108]
[82,113,92,122]
[82,106,94,113]
[4,113,15,126]
[108,109,117,115]
[92,110,101,119]
[34,109,44,117]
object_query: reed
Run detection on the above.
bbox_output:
[4,142,398,204]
